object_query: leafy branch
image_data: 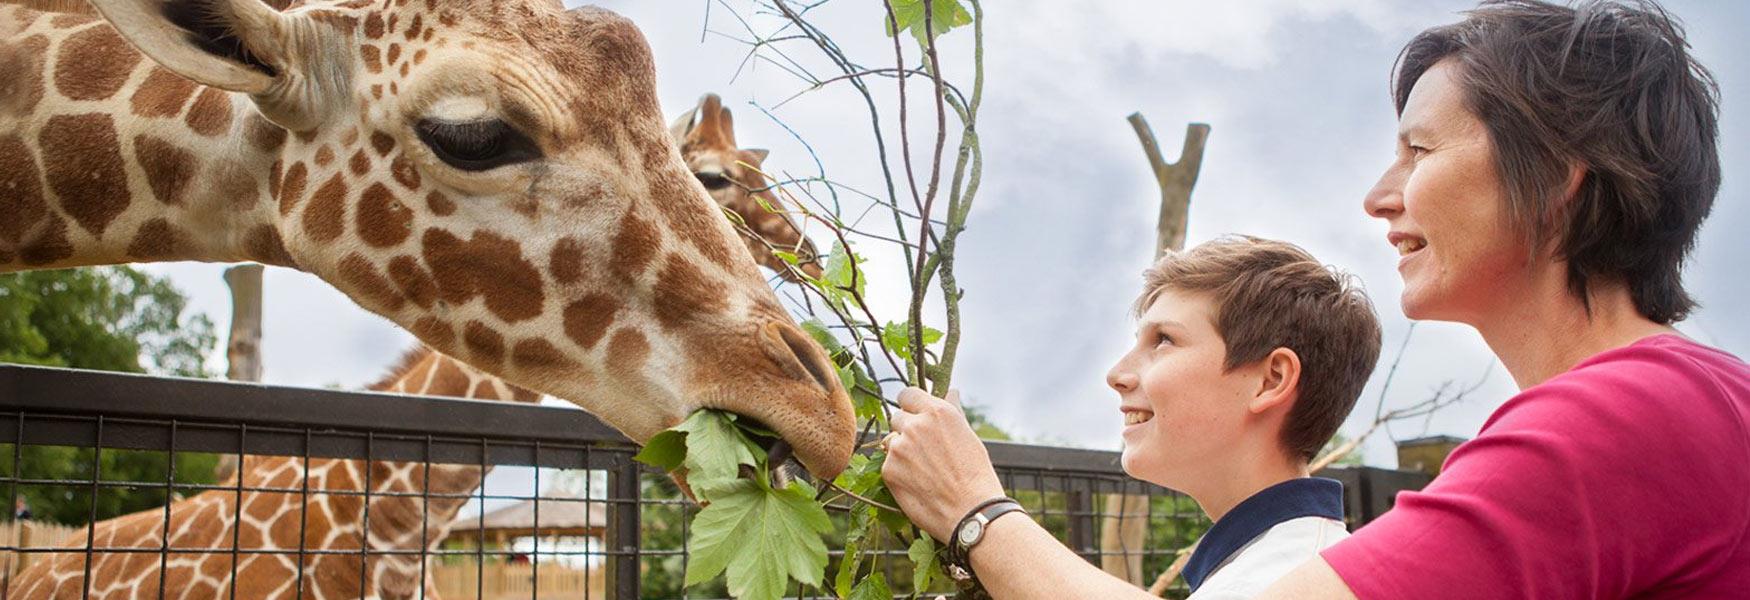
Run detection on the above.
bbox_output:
[654,0,984,597]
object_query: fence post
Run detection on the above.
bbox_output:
[1066,483,1097,562]
[604,458,641,599]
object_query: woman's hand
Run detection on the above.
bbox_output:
[880,387,1006,542]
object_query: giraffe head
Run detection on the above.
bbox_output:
[671,93,823,281]
[81,0,855,476]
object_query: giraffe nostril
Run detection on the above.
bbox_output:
[768,322,838,394]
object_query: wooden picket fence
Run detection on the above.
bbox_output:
[1,520,88,576]
[431,562,605,600]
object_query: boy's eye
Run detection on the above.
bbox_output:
[1153,331,1174,347]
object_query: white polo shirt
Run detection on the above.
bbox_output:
[1183,478,1349,600]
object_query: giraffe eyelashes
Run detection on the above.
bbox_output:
[695,171,733,190]
[415,118,543,172]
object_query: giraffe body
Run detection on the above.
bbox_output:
[6,348,536,600]
[0,0,854,478]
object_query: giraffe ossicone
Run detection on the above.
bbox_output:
[0,0,855,478]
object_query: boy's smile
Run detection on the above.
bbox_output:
[1108,289,1261,492]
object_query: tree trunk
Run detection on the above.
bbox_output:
[1106,114,1210,589]
[214,265,265,482]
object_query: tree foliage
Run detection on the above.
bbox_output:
[0,267,215,377]
[0,267,220,525]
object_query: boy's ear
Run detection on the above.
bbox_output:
[88,0,290,94]
[1247,347,1301,415]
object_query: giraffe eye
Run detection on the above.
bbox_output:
[415,118,542,171]
[695,171,732,190]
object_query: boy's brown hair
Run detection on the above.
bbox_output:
[1135,236,1382,462]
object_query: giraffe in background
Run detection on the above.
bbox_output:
[6,347,545,600]
[671,93,825,282]
[0,0,854,478]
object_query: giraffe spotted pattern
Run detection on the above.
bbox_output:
[3,347,540,600]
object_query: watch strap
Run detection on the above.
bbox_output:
[946,497,1025,583]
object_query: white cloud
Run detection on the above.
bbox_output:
[142,0,1747,471]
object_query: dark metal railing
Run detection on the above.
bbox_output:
[0,364,1426,599]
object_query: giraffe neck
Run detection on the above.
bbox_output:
[229,348,535,599]
[2,6,291,272]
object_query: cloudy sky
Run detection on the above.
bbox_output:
[144,0,1747,471]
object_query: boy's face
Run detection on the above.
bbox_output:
[1108,289,1262,489]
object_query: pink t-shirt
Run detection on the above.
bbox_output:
[1323,334,1750,599]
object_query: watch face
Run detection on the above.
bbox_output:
[958,520,983,546]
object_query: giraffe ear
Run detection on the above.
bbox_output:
[669,106,699,144]
[742,148,769,164]
[86,0,298,95]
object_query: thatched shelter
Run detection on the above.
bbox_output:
[445,490,608,548]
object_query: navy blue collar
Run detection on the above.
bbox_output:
[1183,477,1345,592]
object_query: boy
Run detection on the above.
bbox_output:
[882,235,1383,599]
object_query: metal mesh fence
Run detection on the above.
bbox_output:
[0,364,1415,599]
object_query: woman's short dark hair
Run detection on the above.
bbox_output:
[1394,0,1719,324]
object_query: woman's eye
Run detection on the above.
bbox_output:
[695,172,733,190]
[415,118,542,171]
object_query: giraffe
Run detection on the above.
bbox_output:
[670,93,824,282]
[0,0,855,478]
[6,346,552,600]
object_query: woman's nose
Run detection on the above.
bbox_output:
[1364,164,1406,219]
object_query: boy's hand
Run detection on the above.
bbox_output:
[881,387,1006,542]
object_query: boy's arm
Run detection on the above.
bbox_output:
[1254,557,1359,600]
[960,513,1161,600]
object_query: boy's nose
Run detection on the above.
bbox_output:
[1107,369,1138,393]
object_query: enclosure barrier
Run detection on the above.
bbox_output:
[0,364,1427,599]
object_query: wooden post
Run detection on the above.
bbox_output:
[1104,114,1210,588]
[1127,115,1209,258]
[214,265,265,482]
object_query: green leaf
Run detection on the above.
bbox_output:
[884,0,971,47]
[685,479,833,600]
[847,572,891,600]
[835,537,864,599]
[800,318,838,348]
[833,452,888,500]
[908,536,938,594]
[820,242,867,311]
[632,430,688,472]
[773,250,801,266]
[881,320,944,362]
[675,410,759,500]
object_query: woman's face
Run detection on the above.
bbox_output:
[1107,290,1257,490]
[1364,59,1532,323]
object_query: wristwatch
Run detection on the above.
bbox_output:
[946,496,1026,583]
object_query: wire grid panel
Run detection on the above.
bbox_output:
[0,365,1256,600]
[0,411,640,600]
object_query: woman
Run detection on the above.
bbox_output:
[881,1,1748,598]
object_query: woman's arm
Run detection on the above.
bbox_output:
[881,388,1156,599]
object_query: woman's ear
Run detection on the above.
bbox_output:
[1248,347,1302,415]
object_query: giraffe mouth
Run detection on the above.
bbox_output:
[670,416,802,503]
[735,415,803,487]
